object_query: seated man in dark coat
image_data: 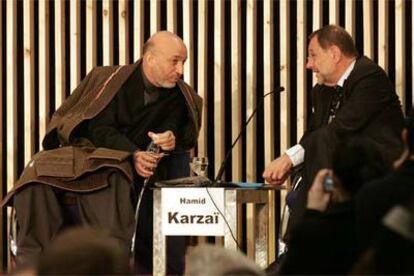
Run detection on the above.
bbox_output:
[1,31,202,270]
[263,25,404,233]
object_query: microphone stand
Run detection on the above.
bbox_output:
[130,141,161,263]
[214,87,285,183]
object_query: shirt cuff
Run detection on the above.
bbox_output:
[285,144,305,166]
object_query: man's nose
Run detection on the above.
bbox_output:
[176,62,184,76]
[306,59,313,69]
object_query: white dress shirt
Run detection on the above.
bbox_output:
[286,60,356,166]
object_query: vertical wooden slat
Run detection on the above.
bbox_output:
[378,0,388,72]
[119,0,129,65]
[345,0,355,38]
[231,1,242,183]
[263,0,275,262]
[297,1,307,144]
[279,1,290,247]
[0,1,3,267]
[263,0,274,175]
[39,0,50,149]
[395,0,405,111]
[23,0,35,163]
[231,0,243,250]
[133,0,144,61]
[55,0,66,109]
[183,0,193,86]
[214,0,225,177]
[102,0,113,65]
[70,0,81,91]
[246,0,257,260]
[246,1,257,182]
[280,1,290,156]
[329,0,339,24]
[86,0,97,72]
[197,0,208,157]
[167,0,177,33]
[150,0,160,35]
[313,0,322,31]
[412,0,414,108]
[295,8,307,256]
[6,0,18,198]
[312,0,322,85]
[363,0,374,59]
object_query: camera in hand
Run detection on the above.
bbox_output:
[323,175,334,192]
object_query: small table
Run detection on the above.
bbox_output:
[152,186,277,275]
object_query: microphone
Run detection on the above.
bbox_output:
[214,86,285,183]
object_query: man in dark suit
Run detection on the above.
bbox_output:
[263,25,404,234]
[3,31,202,270]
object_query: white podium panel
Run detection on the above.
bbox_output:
[153,187,272,276]
[161,188,225,236]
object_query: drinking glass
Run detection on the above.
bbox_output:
[189,157,209,177]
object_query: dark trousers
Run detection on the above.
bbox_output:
[13,172,135,266]
[134,151,190,275]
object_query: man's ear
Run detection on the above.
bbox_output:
[330,45,342,63]
[143,52,154,66]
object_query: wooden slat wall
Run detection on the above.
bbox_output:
[231,0,242,183]
[378,0,389,73]
[167,0,177,33]
[345,0,355,38]
[102,0,113,65]
[119,0,129,65]
[312,0,322,85]
[329,0,339,24]
[246,0,257,259]
[213,0,224,177]
[196,0,207,157]
[150,0,161,35]
[86,0,97,72]
[23,0,35,163]
[38,0,50,150]
[55,0,66,108]
[183,0,194,86]
[363,0,374,59]
[0,0,3,266]
[6,0,18,206]
[395,0,406,111]
[70,1,81,92]
[1,0,413,270]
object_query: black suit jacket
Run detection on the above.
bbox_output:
[289,56,404,230]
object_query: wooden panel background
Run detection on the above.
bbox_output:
[1,0,413,270]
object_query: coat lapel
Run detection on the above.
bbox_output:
[84,61,141,119]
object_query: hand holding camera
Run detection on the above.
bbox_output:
[307,169,334,212]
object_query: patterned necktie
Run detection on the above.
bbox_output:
[328,85,344,123]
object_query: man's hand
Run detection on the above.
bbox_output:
[148,130,176,151]
[262,154,293,185]
[133,150,162,178]
[307,169,332,212]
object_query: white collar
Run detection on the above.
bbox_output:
[337,59,356,87]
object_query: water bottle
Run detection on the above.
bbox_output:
[146,140,161,154]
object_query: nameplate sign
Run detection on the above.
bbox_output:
[161,188,225,236]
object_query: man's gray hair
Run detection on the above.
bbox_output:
[184,245,265,276]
